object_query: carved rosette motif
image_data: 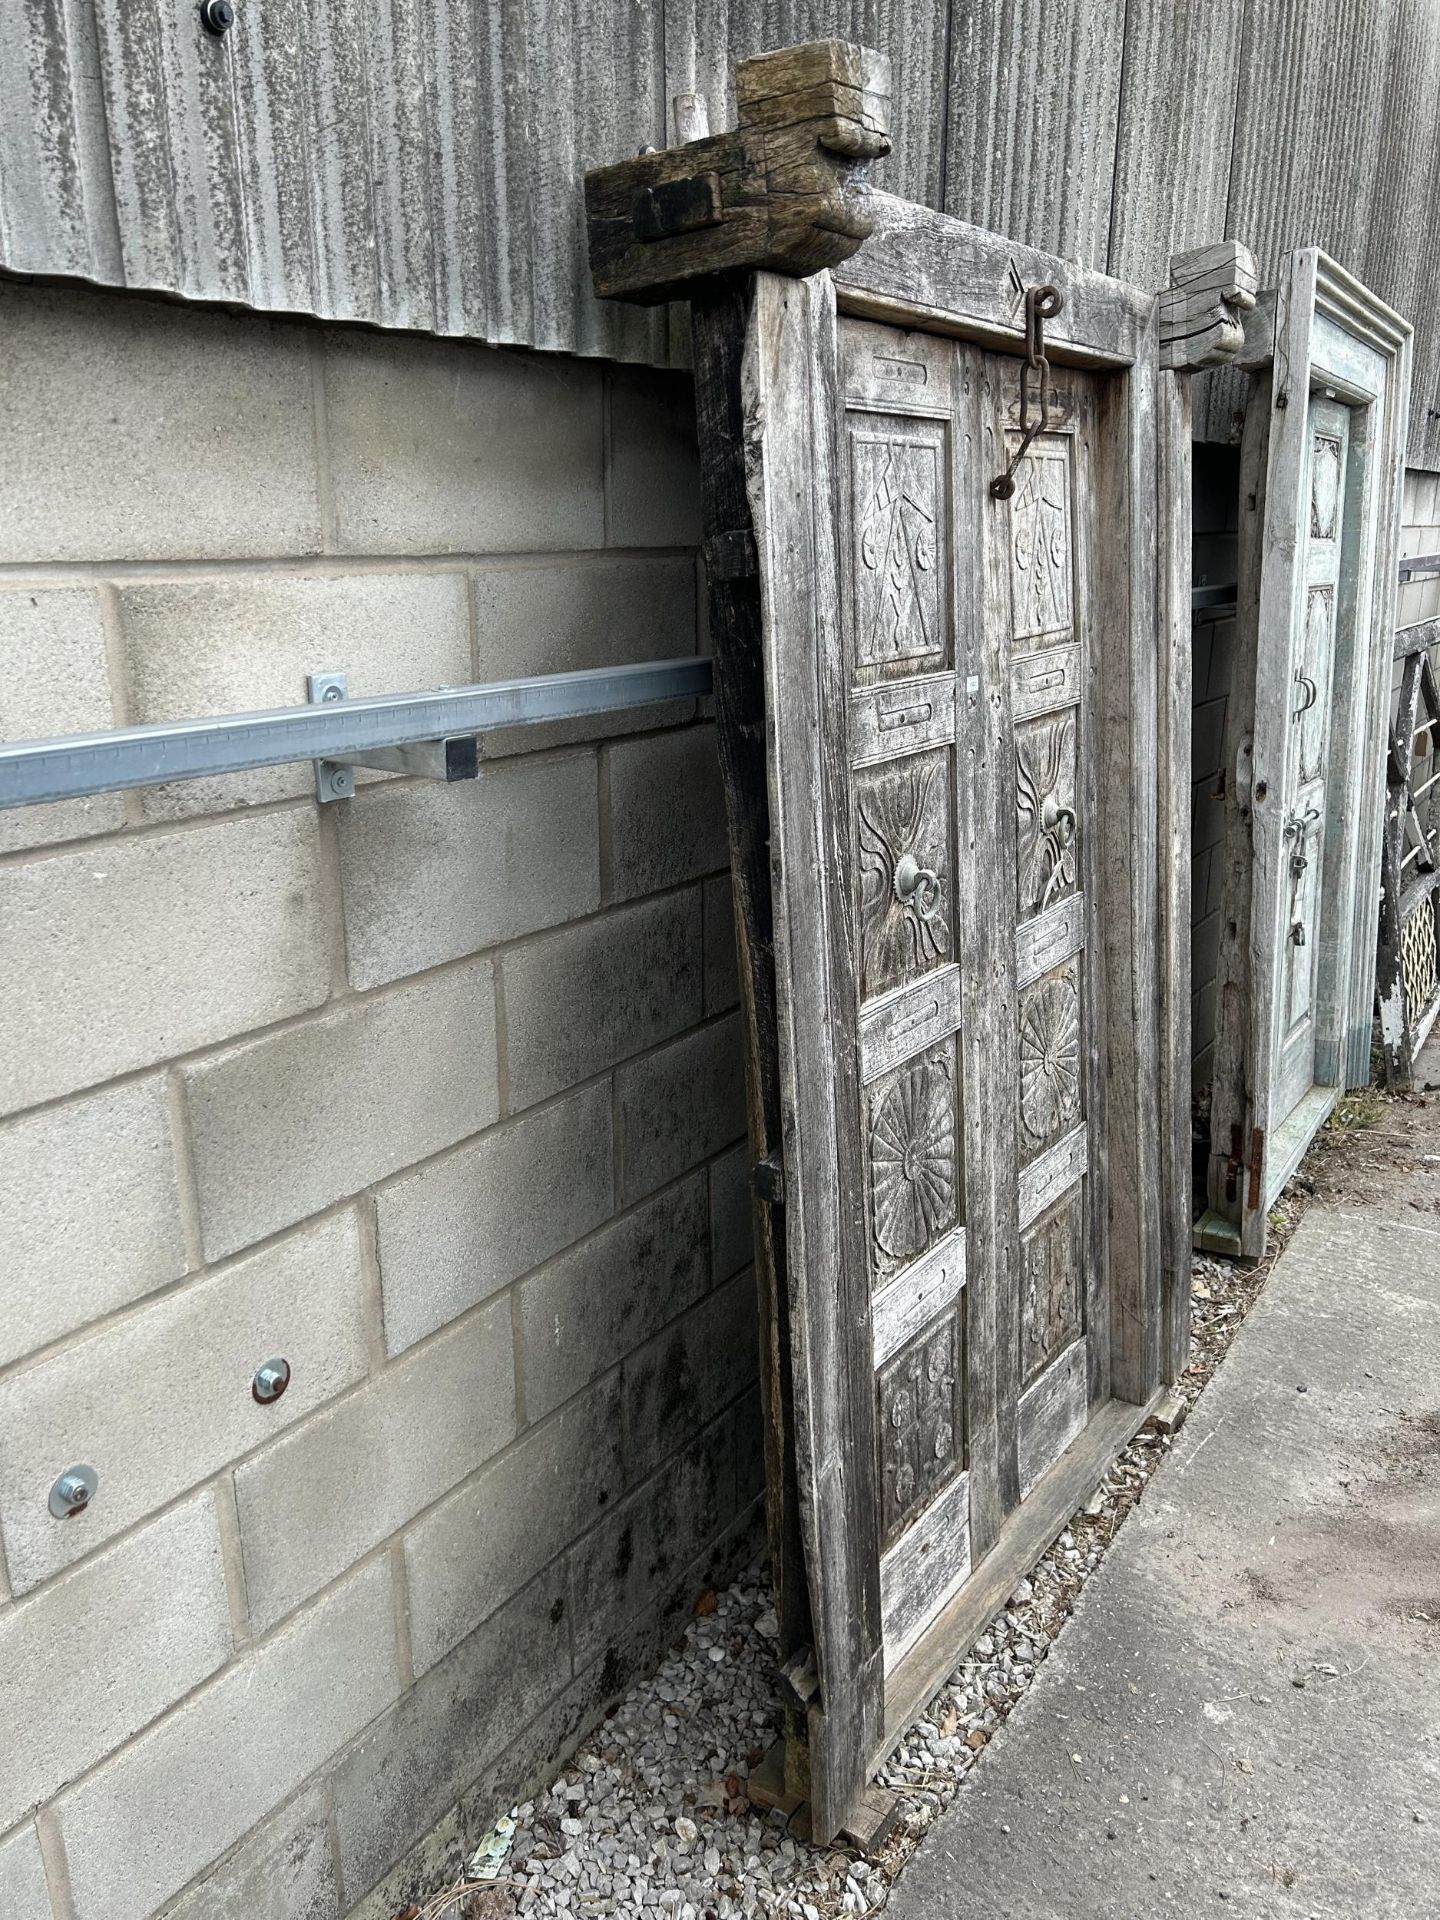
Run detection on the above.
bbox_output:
[1018,962,1081,1154]
[868,1046,959,1278]
[857,754,952,994]
[877,1311,963,1545]
[1015,712,1078,918]
[854,433,942,666]
[1020,1195,1084,1385]
[1009,445,1072,639]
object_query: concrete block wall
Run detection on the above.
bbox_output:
[0,278,763,1920]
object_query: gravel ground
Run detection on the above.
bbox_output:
[417,1186,1320,1920]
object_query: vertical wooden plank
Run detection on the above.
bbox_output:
[1073,376,1113,1416]
[1208,377,1270,1234]
[1157,369,1194,1380]
[1097,300,1162,1402]
[1105,0,1244,288]
[944,0,1127,270]
[743,269,883,1843]
[955,341,1016,1553]
[1344,311,1412,1086]
[688,273,814,1700]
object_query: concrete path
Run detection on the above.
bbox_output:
[887,1044,1440,1920]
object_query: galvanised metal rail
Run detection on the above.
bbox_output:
[0,657,714,811]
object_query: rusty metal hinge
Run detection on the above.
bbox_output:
[1246,1127,1266,1214]
[991,284,1065,500]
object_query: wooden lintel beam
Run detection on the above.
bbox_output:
[585,40,891,306]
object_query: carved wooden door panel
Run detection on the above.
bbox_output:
[1274,396,1350,1122]
[834,323,1108,1681]
[985,358,1108,1511]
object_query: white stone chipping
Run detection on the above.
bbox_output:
[463,1248,1285,1918]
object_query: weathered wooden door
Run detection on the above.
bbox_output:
[1206,252,1409,1256]
[586,41,1250,1844]
[833,322,1108,1680]
[1273,396,1350,1123]
[735,216,1203,1840]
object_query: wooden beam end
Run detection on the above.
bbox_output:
[1159,239,1260,372]
[585,40,891,305]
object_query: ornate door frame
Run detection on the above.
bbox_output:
[1205,252,1410,1258]
[588,40,1253,1842]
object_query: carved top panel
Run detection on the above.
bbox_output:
[852,423,948,674]
[1310,432,1342,541]
[1008,442,1074,642]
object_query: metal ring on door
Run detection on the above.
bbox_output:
[1294,672,1318,716]
[1041,797,1077,848]
[893,851,944,922]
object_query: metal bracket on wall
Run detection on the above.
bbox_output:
[0,657,713,812]
[307,671,480,803]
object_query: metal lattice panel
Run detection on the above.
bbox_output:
[1401,894,1440,1028]
[1378,625,1440,1088]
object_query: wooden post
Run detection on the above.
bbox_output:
[587,43,893,1832]
[1156,241,1256,1354]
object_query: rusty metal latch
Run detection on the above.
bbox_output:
[991,284,1065,500]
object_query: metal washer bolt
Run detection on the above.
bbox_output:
[252,1357,292,1405]
[49,1465,98,1519]
[200,0,235,34]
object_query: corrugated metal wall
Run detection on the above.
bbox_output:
[3,0,1439,458]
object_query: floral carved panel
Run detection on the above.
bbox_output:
[1018,960,1082,1159]
[876,1309,963,1546]
[857,750,953,997]
[1310,432,1342,540]
[867,1042,961,1283]
[1020,1193,1084,1386]
[1015,711,1079,921]
[1008,441,1072,641]
[852,428,945,672]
